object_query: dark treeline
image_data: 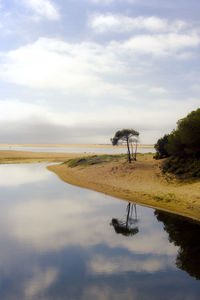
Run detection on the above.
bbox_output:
[154,108,200,177]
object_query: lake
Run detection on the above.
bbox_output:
[0,145,155,154]
[0,163,199,299]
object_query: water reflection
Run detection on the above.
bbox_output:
[0,163,199,299]
[155,210,200,280]
[111,203,139,236]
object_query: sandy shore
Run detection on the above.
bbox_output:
[0,150,86,164]
[48,155,200,222]
[1,150,200,221]
[0,143,154,148]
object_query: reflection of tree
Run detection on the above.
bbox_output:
[154,210,200,280]
[111,203,139,237]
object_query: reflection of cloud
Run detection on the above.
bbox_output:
[24,267,58,298]
[0,164,50,186]
[0,164,178,258]
[8,198,98,251]
[82,285,135,300]
[6,195,177,257]
[89,255,175,274]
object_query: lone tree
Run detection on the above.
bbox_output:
[111,129,139,163]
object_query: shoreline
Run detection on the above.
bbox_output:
[0,143,154,149]
[0,150,200,222]
[47,155,200,223]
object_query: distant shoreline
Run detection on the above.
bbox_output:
[0,144,154,149]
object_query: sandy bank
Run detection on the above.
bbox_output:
[48,155,200,222]
[0,150,86,164]
[0,143,154,148]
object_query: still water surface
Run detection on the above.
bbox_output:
[0,163,199,299]
[0,145,155,154]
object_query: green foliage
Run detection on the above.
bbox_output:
[167,108,200,158]
[111,129,139,146]
[155,108,200,177]
[162,157,200,178]
[66,154,125,168]
[154,134,169,159]
[111,128,139,163]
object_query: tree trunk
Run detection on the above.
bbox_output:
[126,139,131,163]
[134,140,138,161]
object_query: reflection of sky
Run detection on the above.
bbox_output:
[0,164,199,299]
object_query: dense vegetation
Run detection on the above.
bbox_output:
[154,108,200,177]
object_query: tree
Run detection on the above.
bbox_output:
[111,129,139,163]
[154,134,169,159]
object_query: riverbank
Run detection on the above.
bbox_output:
[0,150,85,164]
[1,150,200,221]
[48,154,200,222]
[0,143,154,148]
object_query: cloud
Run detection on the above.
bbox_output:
[0,34,199,99]
[120,32,200,56]
[89,14,187,34]
[0,98,199,144]
[87,0,115,5]
[0,38,129,97]
[22,0,60,21]
[149,87,167,94]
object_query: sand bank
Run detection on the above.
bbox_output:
[48,155,200,222]
[0,143,154,148]
[0,150,86,164]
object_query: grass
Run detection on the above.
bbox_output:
[65,154,126,168]
[153,193,176,203]
[162,156,200,179]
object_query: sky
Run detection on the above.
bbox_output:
[0,0,199,144]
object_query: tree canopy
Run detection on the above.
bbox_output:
[155,108,200,159]
[154,108,200,177]
[111,129,139,163]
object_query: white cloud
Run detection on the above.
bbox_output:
[0,34,199,99]
[121,32,200,56]
[87,0,115,4]
[22,0,60,21]
[149,87,167,94]
[89,14,187,34]
[0,38,132,98]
